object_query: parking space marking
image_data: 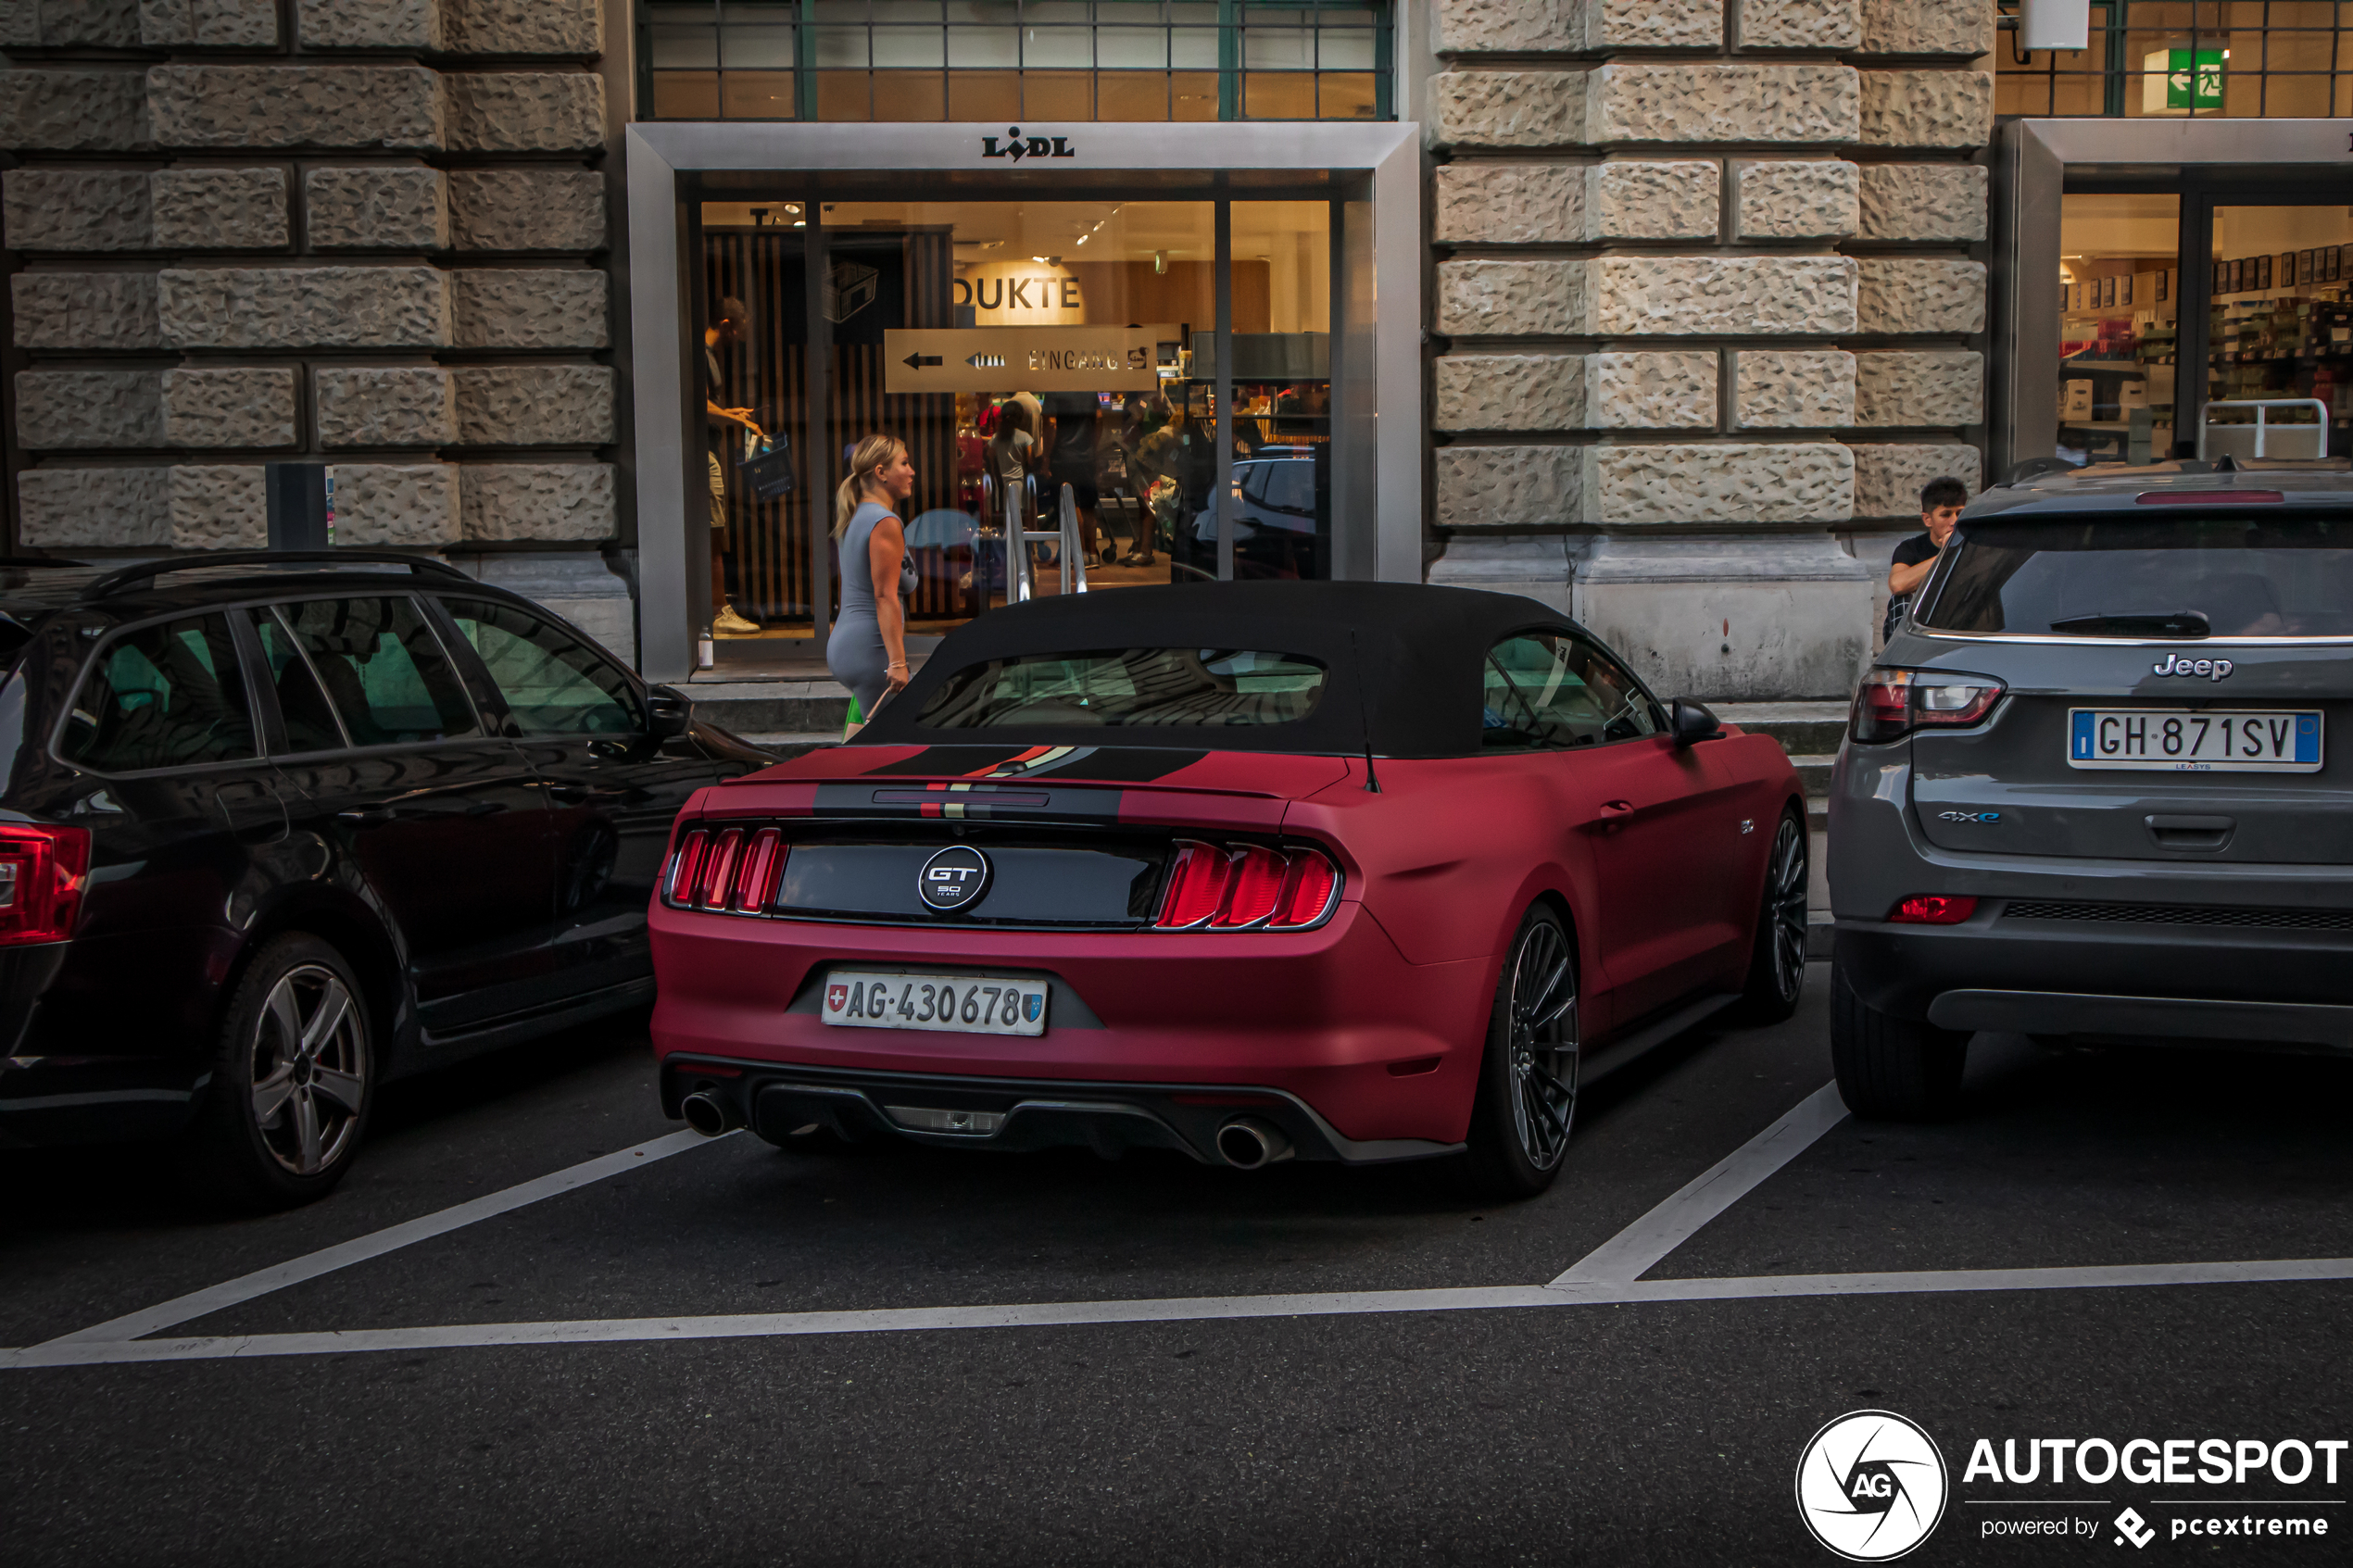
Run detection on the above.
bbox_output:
[42,1128,724,1348]
[6,1256,2348,1371]
[1551,1080,1850,1286]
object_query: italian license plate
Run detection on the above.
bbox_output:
[2068,709,2323,772]
[820,971,1050,1035]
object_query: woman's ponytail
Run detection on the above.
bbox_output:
[833,433,906,537]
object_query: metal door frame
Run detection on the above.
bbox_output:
[625,120,1422,684]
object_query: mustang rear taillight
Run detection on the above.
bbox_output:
[1850,667,2006,745]
[1156,842,1342,931]
[0,823,90,946]
[662,825,788,915]
[1889,895,1978,925]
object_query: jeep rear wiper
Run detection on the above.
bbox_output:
[2049,610,2212,638]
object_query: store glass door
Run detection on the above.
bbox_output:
[695,191,1336,650]
[2055,192,2182,465]
[2203,203,2353,460]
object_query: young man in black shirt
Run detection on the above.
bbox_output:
[1884,475,1969,639]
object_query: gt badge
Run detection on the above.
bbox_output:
[918,846,991,911]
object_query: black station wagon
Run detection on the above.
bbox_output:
[0,551,766,1203]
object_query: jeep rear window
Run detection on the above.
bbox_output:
[1920,516,2353,638]
[915,648,1327,729]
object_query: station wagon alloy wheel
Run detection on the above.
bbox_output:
[249,964,369,1177]
[1504,913,1579,1174]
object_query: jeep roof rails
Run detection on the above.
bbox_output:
[78,549,471,603]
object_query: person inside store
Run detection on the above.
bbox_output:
[1884,475,1969,640]
[826,433,918,732]
[705,294,763,636]
[984,398,1038,535]
[1041,392,1113,567]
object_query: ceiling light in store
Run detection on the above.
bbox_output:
[1076,234,1087,245]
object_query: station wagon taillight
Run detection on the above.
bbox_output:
[661,825,787,915]
[0,824,91,947]
[1156,842,1342,931]
[1851,667,2006,744]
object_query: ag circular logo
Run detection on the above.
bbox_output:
[1795,1410,1949,1562]
[917,846,990,912]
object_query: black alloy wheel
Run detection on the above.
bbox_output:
[1734,809,1810,1024]
[1461,905,1580,1199]
[188,933,374,1208]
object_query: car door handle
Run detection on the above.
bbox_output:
[1599,800,1636,817]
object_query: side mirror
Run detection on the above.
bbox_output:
[1668,698,1722,746]
[646,684,693,740]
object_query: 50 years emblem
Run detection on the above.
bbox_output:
[918,846,991,911]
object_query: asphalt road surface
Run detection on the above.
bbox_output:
[5,967,2349,1567]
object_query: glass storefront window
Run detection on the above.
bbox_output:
[1996,2,2353,119]
[696,195,1334,644]
[640,0,1393,121]
[2057,194,2182,464]
[2205,205,2353,458]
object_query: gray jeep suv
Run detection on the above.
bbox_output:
[1828,462,2353,1117]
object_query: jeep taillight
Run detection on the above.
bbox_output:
[1889,895,1978,925]
[661,825,787,915]
[0,824,91,946]
[1156,842,1342,931]
[1850,668,2005,744]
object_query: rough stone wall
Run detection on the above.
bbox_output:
[1428,0,1993,695]
[3,0,619,559]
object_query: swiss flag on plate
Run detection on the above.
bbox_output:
[825,984,848,1012]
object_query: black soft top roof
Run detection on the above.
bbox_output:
[852,580,1585,759]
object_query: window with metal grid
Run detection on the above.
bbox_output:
[1997,2,2353,119]
[638,0,1392,122]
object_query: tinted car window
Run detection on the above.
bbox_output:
[60,613,256,771]
[278,596,479,746]
[1483,632,1661,750]
[1922,515,2353,637]
[439,598,641,737]
[245,608,346,753]
[918,647,1327,729]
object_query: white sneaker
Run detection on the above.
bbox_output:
[712,604,761,635]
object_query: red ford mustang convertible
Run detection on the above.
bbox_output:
[650,583,1806,1196]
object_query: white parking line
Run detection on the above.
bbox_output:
[43,1128,724,1347]
[6,1257,2348,1370]
[1552,1081,1850,1286]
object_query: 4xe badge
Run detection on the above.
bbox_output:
[981,125,1076,161]
[1796,1411,1950,1562]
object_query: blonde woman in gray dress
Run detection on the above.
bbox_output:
[826,433,917,725]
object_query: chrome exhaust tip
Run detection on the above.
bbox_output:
[1215,1117,1292,1170]
[680,1090,739,1137]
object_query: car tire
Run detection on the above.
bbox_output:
[1830,960,1968,1121]
[1731,808,1809,1025]
[187,933,374,1209]
[1458,905,1580,1200]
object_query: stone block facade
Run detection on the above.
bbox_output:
[3,0,623,637]
[1429,0,1992,698]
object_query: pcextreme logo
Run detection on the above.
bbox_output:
[1796,1411,1951,1562]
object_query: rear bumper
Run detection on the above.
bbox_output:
[648,899,1494,1148]
[1836,916,2353,1047]
[661,1055,1463,1165]
[0,1054,208,1147]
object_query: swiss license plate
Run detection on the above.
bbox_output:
[2068,709,2323,772]
[820,971,1050,1035]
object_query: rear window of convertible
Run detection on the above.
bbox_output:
[1922,514,2353,638]
[915,648,1327,729]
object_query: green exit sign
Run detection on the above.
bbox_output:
[2167,47,2224,110]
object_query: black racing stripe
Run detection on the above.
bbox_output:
[859,746,1034,777]
[853,746,1211,784]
